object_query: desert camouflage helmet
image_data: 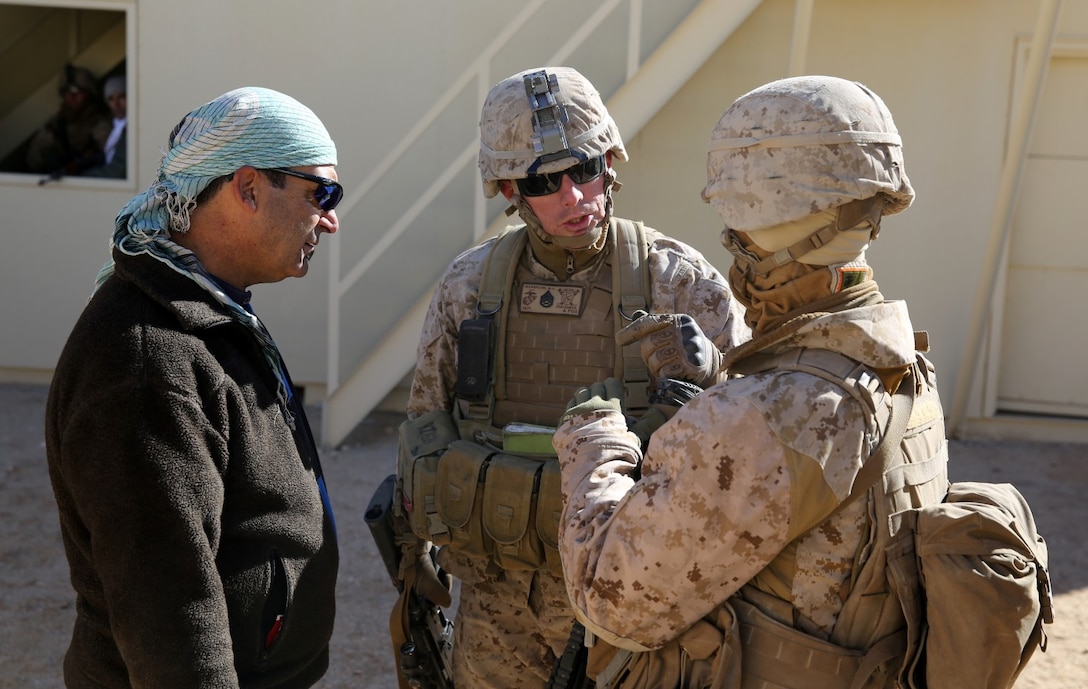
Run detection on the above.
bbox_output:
[478,66,627,199]
[702,75,914,233]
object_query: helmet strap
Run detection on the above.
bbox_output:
[725,196,884,278]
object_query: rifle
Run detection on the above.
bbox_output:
[546,621,594,689]
[366,473,455,689]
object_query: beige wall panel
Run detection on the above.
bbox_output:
[4,0,1088,429]
[620,0,1052,410]
[999,265,1088,414]
[998,51,1088,416]
[1030,56,1088,157]
[1009,158,1088,270]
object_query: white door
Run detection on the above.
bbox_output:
[996,49,1088,418]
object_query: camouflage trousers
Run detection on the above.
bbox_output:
[438,548,574,688]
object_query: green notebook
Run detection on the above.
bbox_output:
[502,422,557,456]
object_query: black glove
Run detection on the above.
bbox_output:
[617,311,724,388]
[649,378,705,407]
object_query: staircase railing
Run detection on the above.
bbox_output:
[322,0,763,447]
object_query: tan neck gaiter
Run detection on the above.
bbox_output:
[727,231,880,335]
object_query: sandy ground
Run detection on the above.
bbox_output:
[2,381,1085,688]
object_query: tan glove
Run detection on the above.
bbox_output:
[400,542,450,605]
[392,508,452,607]
[617,311,724,388]
[399,542,452,608]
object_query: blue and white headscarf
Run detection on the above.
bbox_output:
[96,86,338,428]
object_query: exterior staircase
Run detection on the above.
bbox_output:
[321,0,764,446]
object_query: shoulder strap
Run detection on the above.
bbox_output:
[457,227,527,422]
[611,218,650,319]
[730,347,915,503]
[479,227,528,404]
[612,218,652,413]
[477,226,527,316]
[846,380,913,502]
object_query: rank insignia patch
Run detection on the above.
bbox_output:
[520,282,584,316]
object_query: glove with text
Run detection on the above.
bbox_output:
[617,311,724,389]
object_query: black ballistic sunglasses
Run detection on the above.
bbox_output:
[268,167,344,212]
[516,155,606,197]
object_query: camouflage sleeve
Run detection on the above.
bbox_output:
[405,243,490,419]
[642,228,751,352]
[553,387,793,651]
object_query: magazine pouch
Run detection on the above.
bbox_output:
[397,409,459,545]
[436,439,493,559]
[536,458,565,577]
[482,453,546,570]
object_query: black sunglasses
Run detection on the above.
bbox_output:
[267,167,344,212]
[516,155,606,197]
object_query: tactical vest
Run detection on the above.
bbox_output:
[731,344,948,689]
[457,218,653,440]
[400,219,652,575]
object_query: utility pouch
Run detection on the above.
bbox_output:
[397,409,459,543]
[536,459,565,577]
[733,596,862,689]
[436,440,493,559]
[454,318,494,402]
[482,454,546,570]
[595,605,742,689]
[409,455,448,545]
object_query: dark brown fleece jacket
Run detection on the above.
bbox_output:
[45,250,338,688]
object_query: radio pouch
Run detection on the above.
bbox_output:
[455,318,494,402]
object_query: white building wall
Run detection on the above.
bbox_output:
[617,0,1088,438]
[2,0,1085,439]
[0,0,535,386]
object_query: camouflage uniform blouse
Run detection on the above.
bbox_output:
[552,301,920,652]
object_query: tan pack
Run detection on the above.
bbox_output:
[888,481,1053,689]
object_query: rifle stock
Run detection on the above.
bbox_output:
[547,621,593,689]
[366,473,455,689]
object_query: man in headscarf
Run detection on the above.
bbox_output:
[45,86,344,689]
[552,76,949,688]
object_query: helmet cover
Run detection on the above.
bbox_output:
[702,75,914,233]
[478,66,627,198]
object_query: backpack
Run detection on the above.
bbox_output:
[889,480,1053,689]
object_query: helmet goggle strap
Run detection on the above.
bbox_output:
[523,70,586,173]
[728,196,885,278]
